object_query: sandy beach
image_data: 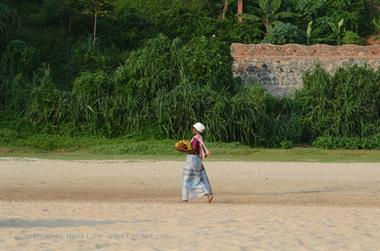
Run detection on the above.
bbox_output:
[0,158,379,250]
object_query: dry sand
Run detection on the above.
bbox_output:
[0,158,379,250]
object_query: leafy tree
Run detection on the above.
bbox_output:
[243,0,299,35]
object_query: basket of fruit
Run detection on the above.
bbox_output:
[175,140,192,152]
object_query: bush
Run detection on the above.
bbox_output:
[266,97,303,147]
[263,22,304,44]
[70,96,134,137]
[0,128,20,144]
[5,74,34,115]
[330,65,380,137]
[295,64,380,141]
[72,71,113,100]
[0,40,36,79]
[202,92,231,142]
[67,38,110,77]
[116,34,235,98]
[153,76,224,138]
[193,17,263,44]
[295,0,370,43]
[342,31,365,45]
[26,66,68,132]
[175,36,233,91]
[0,40,37,109]
[229,85,272,146]
[118,34,178,100]
[280,140,294,149]
[313,134,380,149]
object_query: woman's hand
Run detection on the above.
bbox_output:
[205,150,211,157]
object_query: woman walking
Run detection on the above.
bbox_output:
[178,122,213,203]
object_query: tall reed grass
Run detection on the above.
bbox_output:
[1,35,379,148]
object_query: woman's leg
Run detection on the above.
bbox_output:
[200,166,212,194]
[182,156,211,202]
[200,166,213,203]
[181,178,189,201]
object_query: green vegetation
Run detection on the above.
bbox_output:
[296,65,380,142]
[0,134,379,162]
[263,22,304,44]
[243,0,300,35]
[0,0,379,155]
[313,135,380,150]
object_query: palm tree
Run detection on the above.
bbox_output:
[80,0,113,44]
[243,0,298,35]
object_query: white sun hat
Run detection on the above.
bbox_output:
[193,122,206,133]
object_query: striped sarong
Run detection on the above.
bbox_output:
[182,154,212,201]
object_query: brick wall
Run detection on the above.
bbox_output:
[231,43,380,97]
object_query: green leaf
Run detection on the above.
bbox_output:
[274,12,300,19]
[271,0,282,14]
[258,0,267,11]
[272,20,284,27]
[338,18,344,29]
[328,21,337,32]
[306,21,313,35]
[373,18,380,29]
[242,14,261,21]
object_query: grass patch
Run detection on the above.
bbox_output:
[0,134,379,162]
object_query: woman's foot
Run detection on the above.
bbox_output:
[207,194,213,203]
[182,200,188,203]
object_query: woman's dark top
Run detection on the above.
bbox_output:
[191,138,200,155]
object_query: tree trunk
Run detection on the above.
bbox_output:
[220,0,229,20]
[93,10,97,44]
[264,18,271,36]
[237,0,243,23]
